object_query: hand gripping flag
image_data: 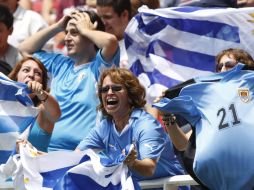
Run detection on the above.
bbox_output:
[152,65,254,189]
[0,72,39,165]
[9,144,139,190]
[124,6,254,104]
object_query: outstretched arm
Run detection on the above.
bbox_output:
[18,15,71,55]
[124,148,157,177]
[162,113,191,151]
[27,81,61,133]
[154,91,191,151]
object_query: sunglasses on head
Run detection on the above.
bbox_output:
[99,85,123,93]
[216,60,237,71]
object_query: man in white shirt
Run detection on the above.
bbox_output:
[96,0,162,118]
[96,0,131,69]
[0,0,48,49]
[0,4,21,70]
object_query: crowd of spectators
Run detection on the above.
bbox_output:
[1,0,254,189]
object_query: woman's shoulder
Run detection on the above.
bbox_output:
[132,109,161,128]
[99,117,113,128]
[133,108,158,121]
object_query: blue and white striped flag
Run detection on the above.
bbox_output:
[0,72,39,164]
[125,6,254,104]
[13,144,139,190]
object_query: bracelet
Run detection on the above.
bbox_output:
[163,114,177,127]
[168,114,177,125]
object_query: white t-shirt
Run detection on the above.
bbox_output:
[8,6,48,48]
[119,39,130,69]
[0,45,22,68]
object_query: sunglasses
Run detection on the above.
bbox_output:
[99,85,123,93]
[216,60,237,71]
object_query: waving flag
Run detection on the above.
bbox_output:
[7,144,139,190]
[125,6,254,104]
[0,72,39,164]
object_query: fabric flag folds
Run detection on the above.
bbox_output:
[9,144,139,190]
[124,6,254,104]
[0,72,39,164]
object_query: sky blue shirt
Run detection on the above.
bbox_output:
[153,64,254,190]
[28,121,51,152]
[34,50,120,151]
[77,109,185,181]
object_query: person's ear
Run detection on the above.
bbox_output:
[121,10,130,21]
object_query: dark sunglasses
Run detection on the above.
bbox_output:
[99,85,123,93]
[216,60,237,71]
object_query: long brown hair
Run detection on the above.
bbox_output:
[8,57,48,90]
[8,57,49,106]
[97,68,146,117]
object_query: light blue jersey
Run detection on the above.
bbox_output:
[34,50,120,151]
[77,109,186,182]
[153,64,254,190]
[28,121,51,152]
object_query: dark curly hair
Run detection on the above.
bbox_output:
[97,68,146,117]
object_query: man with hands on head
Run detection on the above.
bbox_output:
[18,9,120,152]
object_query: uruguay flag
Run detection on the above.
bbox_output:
[0,72,39,164]
[13,144,139,190]
[125,6,254,104]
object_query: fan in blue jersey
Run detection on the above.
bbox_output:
[18,9,120,151]
[155,48,254,189]
[153,64,254,190]
[77,68,189,190]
